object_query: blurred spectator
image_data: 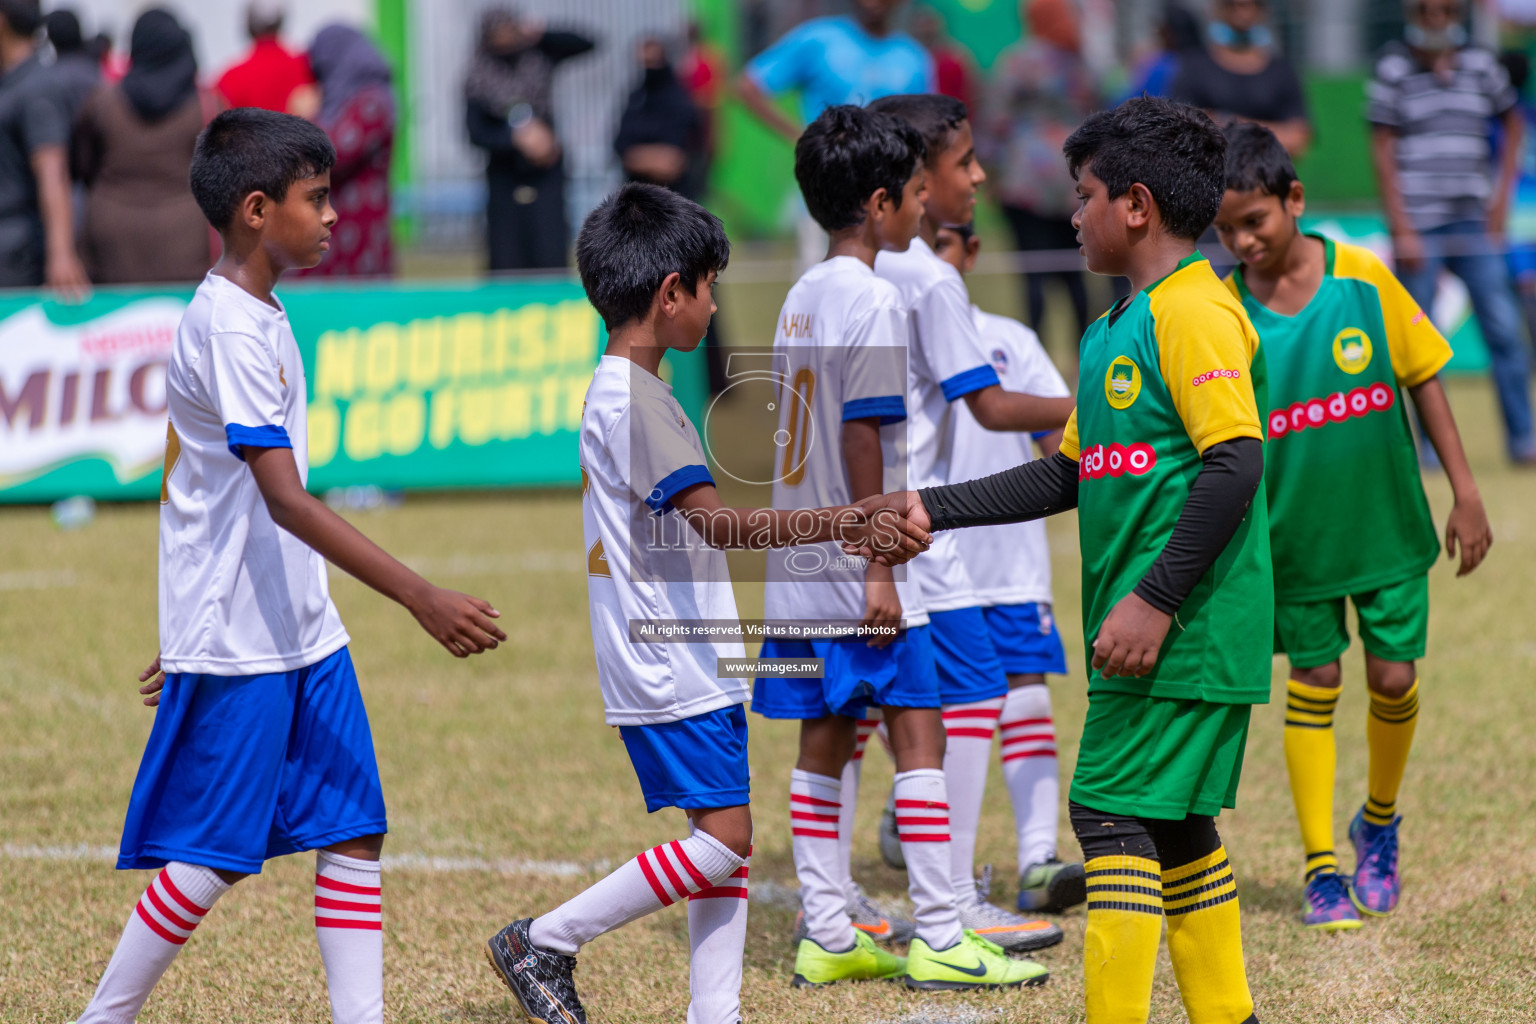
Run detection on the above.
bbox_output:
[737,0,933,141]
[1369,0,1536,464]
[614,39,702,196]
[88,31,125,84]
[43,9,99,121]
[72,8,214,284]
[677,21,724,198]
[298,24,394,278]
[216,1,313,113]
[1169,0,1311,156]
[465,8,594,272]
[912,6,977,116]
[982,0,1101,338]
[1124,4,1203,99]
[737,0,933,267]
[0,0,87,296]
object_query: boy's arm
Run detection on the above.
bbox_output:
[844,416,901,648]
[964,385,1076,433]
[1410,377,1492,575]
[670,480,929,563]
[244,446,506,656]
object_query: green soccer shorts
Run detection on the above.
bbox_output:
[1274,573,1429,670]
[1070,691,1253,820]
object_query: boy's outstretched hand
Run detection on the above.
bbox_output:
[842,491,931,564]
[1092,592,1172,678]
[1445,495,1492,577]
[407,586,506,657]
[139,653,165,707]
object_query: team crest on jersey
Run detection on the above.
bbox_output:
[1104,355,1141,410]
[990,348,1009,374]
[1332,328,1373,375]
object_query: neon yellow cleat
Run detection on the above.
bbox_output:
[904,930,1050,990]
[791,929,907,987]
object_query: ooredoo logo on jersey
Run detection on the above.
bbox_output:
[1078,441,1158,480]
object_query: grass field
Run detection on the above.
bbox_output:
[4,371,1536,1023]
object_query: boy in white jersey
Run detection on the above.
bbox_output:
[484,183,931,1024]
[932,222,1086,914]
[75,110,507,1024]
[868,93,1074,947]
[751,105,1045,992]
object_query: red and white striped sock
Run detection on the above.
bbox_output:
[836,715,880,896]
[314,850,383,1024]
[77,862,230,1024]
[529,830,744,955]
[790,769,854,950]
[942,698,1004,904]
[1000,685,1061,871]
[894,769,962,950]
[686,844,750,1024]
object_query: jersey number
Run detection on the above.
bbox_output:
[587,538,610,577]
[779,367,816,486]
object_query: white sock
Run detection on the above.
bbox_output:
[77,862,231,1024]
[941,698,1004,905]
[314,850,383,1024]
[837,715,879,896]
[686,845,750,1024]
[893,769,962,950]
[530,831,743,955]
[790,769,855,950]
[1000,685,1061,871]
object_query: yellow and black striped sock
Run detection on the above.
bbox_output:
[1163,847,1255,1024]
[1283,679,1340,879]
[1083,855,1162,1024]
[1365,679,1419,826]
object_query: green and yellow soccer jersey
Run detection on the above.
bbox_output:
[1060,253,1273,705]
[1227,236,1451,603]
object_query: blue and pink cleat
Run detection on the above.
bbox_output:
[1348,809,1402,916]
[1302,871,1362,931]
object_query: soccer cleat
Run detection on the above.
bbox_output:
[904,930,1050,990]
[791,930,907,987]
[1302,871,1364,932]
[790,883,915,946]
[964,865,1064,951]
[1017,858,1087,913]
[486,918,587,1024]
[878,789,906,869]
[1349,809,1402,916]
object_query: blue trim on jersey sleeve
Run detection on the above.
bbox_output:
[224,423,292,461]
[646,464,715,515]
[940,364,1000,403]
[841,395,907,425]
[1030,430,1054,441]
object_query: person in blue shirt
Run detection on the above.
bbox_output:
[736,0,935,143]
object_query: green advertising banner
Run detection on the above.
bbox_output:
[0,279,707,504]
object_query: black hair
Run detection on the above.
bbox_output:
[44,9,83,52]
[938,220,975,245]
[1062,96,1226,241]
[0,0,42,37]
[189,108,336,231]
[866,93,968,165]
[1222,120,1297,199]
[576,182,730,330]
[795,105,924,233]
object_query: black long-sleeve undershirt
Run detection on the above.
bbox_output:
[919,438,1264,615]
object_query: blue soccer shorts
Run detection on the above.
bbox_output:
[928,606,1010,705]
[620,703,752,813]
[750,625,941,720]
[983,602,1068,676]
[118,646,387,874]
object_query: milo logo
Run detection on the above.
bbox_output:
[1103,355,1142,410]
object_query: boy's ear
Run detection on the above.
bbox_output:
[963,236,981,272]
[238,191,269,230]
[1124,182,1156,231]
[656,271,684,317]
[1285,179,1307,219]
[867,187,890,220]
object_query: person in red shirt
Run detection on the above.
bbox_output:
[215,1,313,113]
[912,7,977,117]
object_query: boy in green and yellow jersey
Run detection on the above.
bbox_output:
[1214,123,1492,932]
[857,97,1267,1024]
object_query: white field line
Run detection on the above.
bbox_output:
[0,569,77,591]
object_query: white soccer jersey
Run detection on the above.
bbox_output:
[951,307,1072,606]
[580,355,748,726]
[761,257,928,629]
[159,272,348,675]
[875,237,1000,613]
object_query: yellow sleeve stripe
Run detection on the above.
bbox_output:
[1397,346,1451,390]
[1192,422,1264,454]
[1059,407,1081,461]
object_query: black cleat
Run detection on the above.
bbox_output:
[486,918,587,1024]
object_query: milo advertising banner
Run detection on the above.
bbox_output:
[0,279,701,504]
